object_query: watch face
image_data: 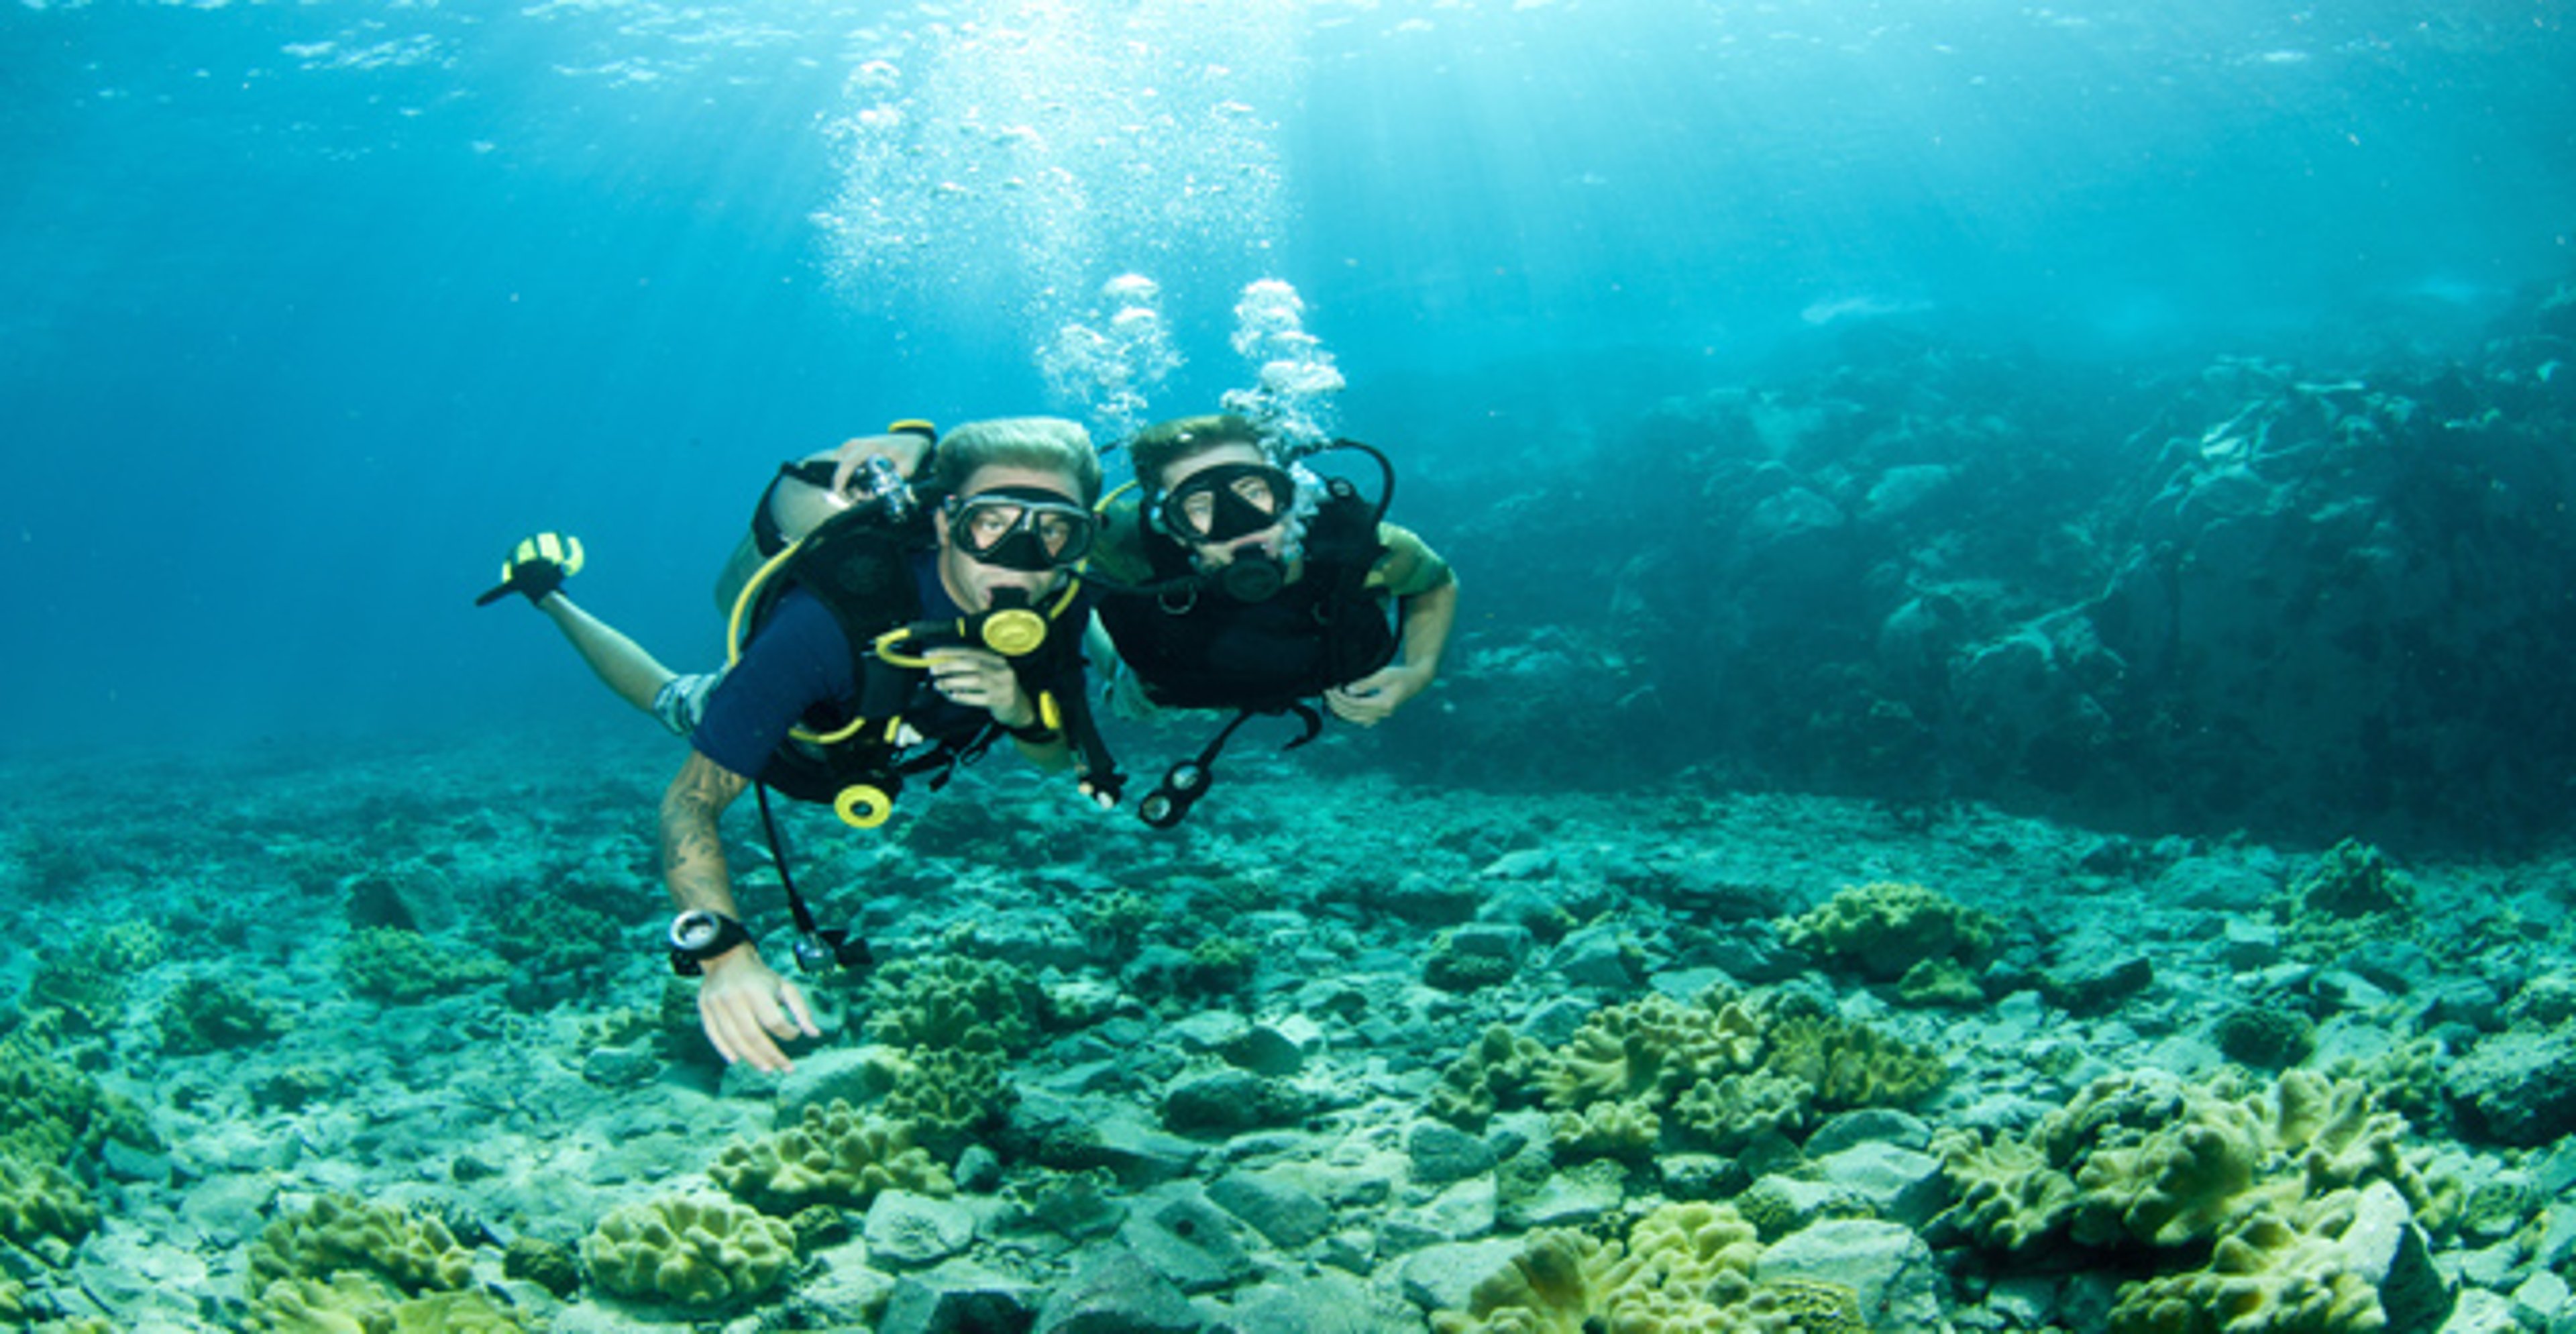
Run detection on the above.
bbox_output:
[672,910,721,952]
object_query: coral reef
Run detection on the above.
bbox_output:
[863,954,1040,1054]
[245,1272,531,1333]
[2279,839,2418,961]
[1430,1202,1766,1333]
[1937,1068,2458,1331]
[1781,881,2000,984]
[0,1019,157,1168]
[336,929,508,1004]
[708,1100,953,1215]
[1428,990,1942,1163]
[500,1235,579,1299]
[1430,1023,1554,1129]
[870,1045,1015,1157]
[581,1194,799,1309]
[154,976,286,1055]
[0,1153,97,1247]
[245,1194,476,1296]
[18,922,170,1035]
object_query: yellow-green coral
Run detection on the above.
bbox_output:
[246,1271,531,1333]
[246,1194,474,1296]
[2103,1190,2394,1334]
[0,1019,158,1168]
[1430,1202,1766,1333]
[336,929,508,1005]
[19,921,170,1034]
[0,1153,97,1246]
[2277,839,2417,962]
[1541,995,1767,1110]
[582,1194,798,1309]
[870,1046,1014,1157]
[1549,1099,1661,1162]
[708,1100,953,1215]
[155,976,286,1055]
[1762,1013,1945,1113]
[1430,1024,1553,1129]
[2290,839,2413,919]
[1743,1278,1871,1333]
[1434,992,1942,1164]
[864,954,1038,1055]
[1671,1070,1812,1155]
[1782,881,2000,984]
[1938,1069,2456,1333]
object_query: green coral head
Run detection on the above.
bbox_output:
[1783,880,2001,982]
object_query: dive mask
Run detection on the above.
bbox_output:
[945,486,1096,571]
[1155,462,1295,544]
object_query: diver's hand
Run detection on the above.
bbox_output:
[474,532,584,607]
[926,648,1034,727]
[694,947,819,1072]
[1326,662,1432,727]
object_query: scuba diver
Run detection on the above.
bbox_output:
[1085,413,1459,827]
[479,418,1118,1072]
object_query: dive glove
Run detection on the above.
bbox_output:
[476,532,584,607]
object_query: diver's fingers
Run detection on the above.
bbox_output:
[698,997,749,1066]
[777,982,822,1037]
[1326,688,1387,727]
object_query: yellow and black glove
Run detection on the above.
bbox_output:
[474,532,584,607]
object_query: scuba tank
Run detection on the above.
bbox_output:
[712,426,934,615]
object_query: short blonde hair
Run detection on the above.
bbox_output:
[933,417,1103,505]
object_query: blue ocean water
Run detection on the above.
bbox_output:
[0,0,2567,759]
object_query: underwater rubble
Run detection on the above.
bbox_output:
[1,723,2574,1333]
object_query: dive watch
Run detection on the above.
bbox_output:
[668,909,753,976]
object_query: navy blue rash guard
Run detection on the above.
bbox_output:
[690,550,997,780]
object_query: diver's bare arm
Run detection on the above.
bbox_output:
[539,592,680,715]
[659,751,751,917]
[1397,576,1460,680]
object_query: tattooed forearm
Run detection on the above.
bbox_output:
[659,752,749,913]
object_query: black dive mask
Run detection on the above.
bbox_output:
[946,486,1095,572]
[1155,463,1295,545]
[1213,549,1287,603]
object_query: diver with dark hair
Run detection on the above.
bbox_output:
[1085,413,1458,827]
[480,417,1120,1072]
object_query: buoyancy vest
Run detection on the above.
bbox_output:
[1093,483,1400,712]
[731,506,1107,820]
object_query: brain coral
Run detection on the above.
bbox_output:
[582,1194,798,1309]
[1781,881,2000,983]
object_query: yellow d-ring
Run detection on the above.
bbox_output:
[980,607,1048,656]
[833,785,893,829]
